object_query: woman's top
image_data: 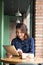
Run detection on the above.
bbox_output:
[11,37,34,54]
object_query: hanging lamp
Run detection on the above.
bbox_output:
[15,0,22,16]
[15,9,22,16]
[16,18,20,23]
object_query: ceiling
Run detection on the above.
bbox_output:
[4,0,32,16]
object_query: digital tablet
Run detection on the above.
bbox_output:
[3,45,19,56]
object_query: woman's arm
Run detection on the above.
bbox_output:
[29,37,34,54]
[28,37,34,58]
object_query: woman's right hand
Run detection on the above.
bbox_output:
[6,52,13,58]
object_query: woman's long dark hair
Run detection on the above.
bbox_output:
[16,23,29,39]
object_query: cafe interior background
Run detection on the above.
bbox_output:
[0,0,43,65]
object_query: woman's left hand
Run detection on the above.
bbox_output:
[17,49,23,56]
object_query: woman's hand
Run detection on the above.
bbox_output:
[17,49,23,56]
[6,52,13,58]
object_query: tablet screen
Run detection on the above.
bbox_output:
[3,45,19,56]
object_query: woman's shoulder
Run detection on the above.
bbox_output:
[11,37,18,45]
[27,36,34,41]
[12,37,18,41]
[29,37,34,39]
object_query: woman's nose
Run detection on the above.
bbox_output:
[19,33,21,36]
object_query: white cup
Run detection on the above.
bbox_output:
[29,53,34,58]
[22,53,29,59]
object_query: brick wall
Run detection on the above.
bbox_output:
[35,0,43,58]
[9,22,16,42]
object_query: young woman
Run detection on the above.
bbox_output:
[7,23,34,57]
[11,23,34,57]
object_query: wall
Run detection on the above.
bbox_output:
[26,0,34,37]
[0,0,2,65]
[4,16,9,45]
[9,21,16,42]
[35,0,43,58]
[0,0,4,65]
[3,15,9,57]
[26,5,30,35]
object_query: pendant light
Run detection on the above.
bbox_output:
[15,9,22,16]
[15,0,22,16]
[16,18,20,23]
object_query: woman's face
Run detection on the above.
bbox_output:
[16,29,25,40]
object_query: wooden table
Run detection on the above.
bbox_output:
[0,57,43,65]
